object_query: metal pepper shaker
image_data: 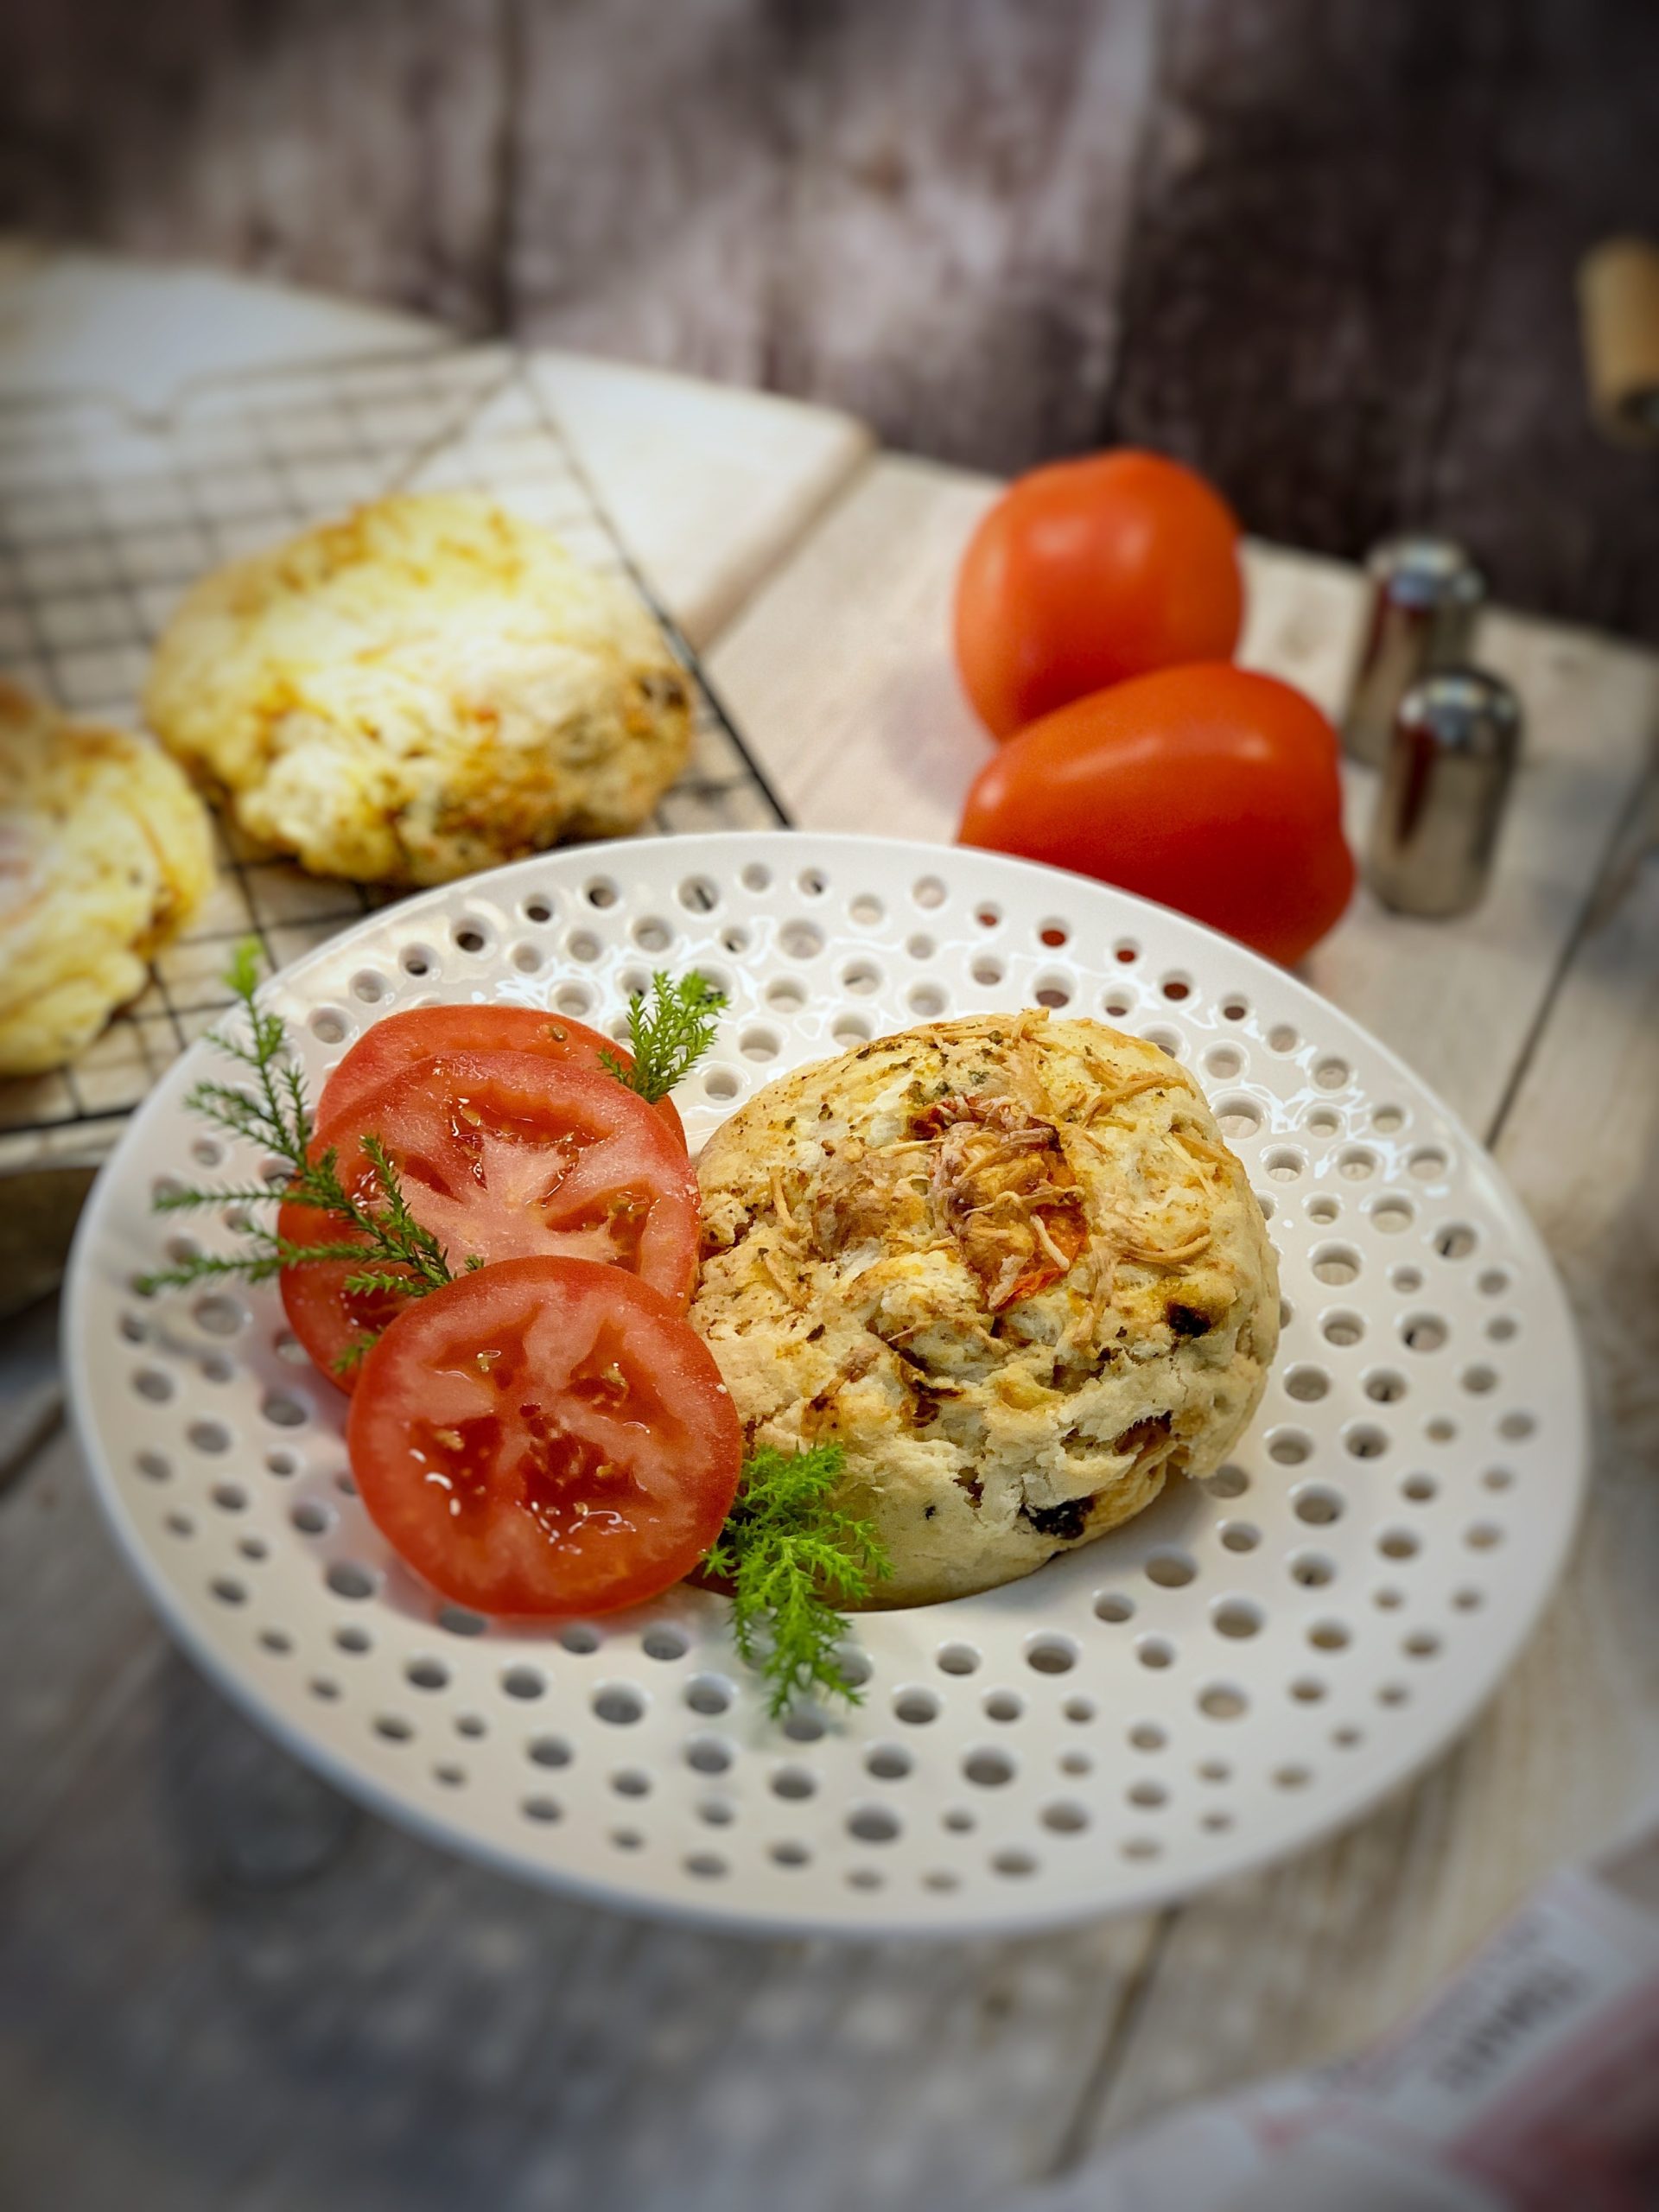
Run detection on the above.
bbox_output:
[1366,670,1522,918]
[1344,537,1485,766]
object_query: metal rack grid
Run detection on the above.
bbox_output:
[0,345,789,1171]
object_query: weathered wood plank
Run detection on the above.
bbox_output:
[1076,765,1659,2148]
[5,0,1656,639]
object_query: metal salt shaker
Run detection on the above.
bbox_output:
[1366,670,1522,918]
[1344,537,1485,766]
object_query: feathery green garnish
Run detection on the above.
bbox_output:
[704,1443,892,1717]
[601,969,726,1104]
[136,942,455,1370]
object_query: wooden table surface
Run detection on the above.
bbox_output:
[1,261,1656,2211]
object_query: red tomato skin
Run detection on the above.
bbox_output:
[954,449,1245,741]
[957,664,1355,967]
[318,1004,685,1149]
[279,1052,701,1389]
[346,1256,741,1618]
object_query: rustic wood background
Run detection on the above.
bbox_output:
[4,0,1659,639]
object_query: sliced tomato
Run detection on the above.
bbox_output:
[280,1051,700,1388]
[346,1256,741,1616]
[317,1004,685,1147]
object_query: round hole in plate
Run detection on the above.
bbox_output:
[912,874,946,909]
[501,1666,545,1700]
[893,1687,940,1725]
[1161,974,1192,1001]
[1221,995,1249,1022]
[937,1642,980,1676]
[528,1735,571,1768]
[1129,1721,1166,1751]
[772,1840,810,1868]
[560,1624,601,1655]
[1292,1484,1345,1526]
[685,1737,733,1776]
[438,1605,486,1637]
[1409,1147,1449,1181]
[963,1748,1015,1787]
[1198,1683,1248,1720]
[335,1625,371,1656]
[1465,1520,1504,1550]
[1323,1311,1364,1348]
[780,920,823,960]
[976,903,1001,929]
[1486,1314,1518,1344]
[290,1499,331,1535]
[1203,1464,1249,1499]
[849,892,883,925]
[678,874,720,913]
[405,1657,448,1692]
[137,1451,169,1483]
[1064,1696,1096,1723]
[1402,1313,1447,1352]
[1026,1635,1077,1675]
[766,976,806,1012]
[992,1849,1038,1878]
[1142,1027,1182,1058]
[1038,918,1071,948]
[849,1805,901,1845]
[1309,1619,1352,1651]
[1436,1223,1478,1261]
[1268,1429,1313,1466]
[262,1392,306,1429]
[1268,1024,1299,1052]
[1285,1364,1329,1402]
[1265,1147,1304,1183]
[1313,1244,1361,1286]
[782,1707,827,1743]
[909,982,948,1018]
[1404,1630,1441,1661]
[309,1007,348,1045]
[740,1027,779,1062]
[521,895,554,925]
[1306,1108,1340,1138]
[1499,1411,1536,1440]
[771,1764,817,1801]
[832,1015,871,1046]
[1136,1636,1175,1670]
[611,1770,652,1798]
[1483,1465,1515,1491]
[1478,1268,1510,1297]
[1310,1198,1342,1227]
[1461,1363,1498,1395]
[554,984,592,1018]
[326,1561,378,1600]
[1402,1471,1439,1503]
[1374,1586,1404,1611]
[841,959,881,995]
[1211,1599,1264,1640]
[1220,1521,1261,1553]
[1042,1801,1090,1834]
[642,1624,690,1662]
[1145,1551,1197,1588]
[401,944,435,977]
[1345,1423,1389,1459]
[1290,1551,1336,1586]
[972,957,1004,987]
[983,1689,1023,1722]
[1313,1057,1350,1090]
[741,863,771,893]
[133,1368,173,1403]
[704,1068,739,1101]
[684,1674,734,1716]
[210,1577,246,1606]
[1291,1675,1327,1703]
[866,1745,912,1782]
[1370,1198,1414,1234]
[906,932,936,961]
[1103,993,1133,1019]
[1033,975,1072,1010]
[1095,1591,1135,1623]
[1454,1586,1484,1611]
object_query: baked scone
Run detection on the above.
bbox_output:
[0,682,214,1076]
[145,494,692,887]
[691,1013,1278,1606]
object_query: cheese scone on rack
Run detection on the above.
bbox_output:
[0,683,214,1077]
[692,1012,1278,1607]
[146,494,692,887]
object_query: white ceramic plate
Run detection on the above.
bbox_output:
[65,834,1587,1936]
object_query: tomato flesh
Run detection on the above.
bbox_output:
[346,1256,741,1616]
[317,1003,685,1147]
[280,1051,700,1387]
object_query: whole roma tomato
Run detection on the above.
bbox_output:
[954,449,1244,740]
[957,664,1355,966]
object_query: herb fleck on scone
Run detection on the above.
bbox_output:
[690,1012,1278,1607]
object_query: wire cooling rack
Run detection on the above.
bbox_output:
[0,346,788,1172]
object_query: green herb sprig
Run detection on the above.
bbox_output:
[136,942,455,1370]
[705,1443,892,1717]
[601,969,726,1105]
